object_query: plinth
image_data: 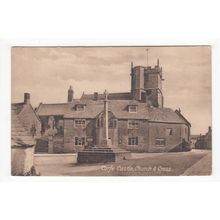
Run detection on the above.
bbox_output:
[77,140,131,164]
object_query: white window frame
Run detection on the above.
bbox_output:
[75,137,86,146]
[128,120,139,129]
[128,136,138,145]
[74,119,86,128]
[109,118,117,128]
[76,104,85,111]
[128,105,137,113]
[155,138,166,146]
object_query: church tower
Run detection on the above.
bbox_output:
[68,85,74,102]
[130,59,164,107]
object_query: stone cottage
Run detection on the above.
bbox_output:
[11,93,41,175]
[195,126,212,149]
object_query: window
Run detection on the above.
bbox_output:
[128,137,138,145]
[166,128,173,135]
[97,117,104,128]
[113,119,117,128]
[96,118,100,128]
[146,90,152,96]
[155,138,166,146]
[141,92,146,101]
[74,119,86,128]
[128,120,139,129]
[75,137,85,146]
[76,104,85,111]
[129,105,137,113]
[109,119,117,128]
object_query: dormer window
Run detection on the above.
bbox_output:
[76,104,85,111]
[128,105,137,113]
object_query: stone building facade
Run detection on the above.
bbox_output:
[12,93,41,138]
[11,94,40,175]
[36,60,191,153]
[195,127,212,149]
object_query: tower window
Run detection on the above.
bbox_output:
[128,105,137,113]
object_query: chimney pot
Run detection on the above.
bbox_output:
[24,93,30,104]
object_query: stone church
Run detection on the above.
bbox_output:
[36,59,191,153]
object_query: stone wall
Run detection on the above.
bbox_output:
[11,147,34,175]
[18,104,41,137]
[118,119,149,152]
[63,117,189,153]
[148,122,189,152]
[64,118,95,152]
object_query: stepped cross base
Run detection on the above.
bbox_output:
[77,140,131,164]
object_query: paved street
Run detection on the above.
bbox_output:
[35,149,211,176]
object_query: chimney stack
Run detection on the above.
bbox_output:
[68,86,74,102]
[157,58,159,66]
[24,93,30,104]
[94,92,98,100]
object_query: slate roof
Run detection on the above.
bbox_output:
[35,100,190,125]
[11,108,35,147]
[11,103,25,115]
[148,107,189,124]
[12,102,41,122]
[81,92,132,100]
[65,99,150,119]
[36,103,69,116]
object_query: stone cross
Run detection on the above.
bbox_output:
[104,89,108,101]
[104,90,109,141]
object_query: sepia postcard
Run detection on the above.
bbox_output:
[11,46,212,176]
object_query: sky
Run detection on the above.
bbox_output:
[11,46,211,135]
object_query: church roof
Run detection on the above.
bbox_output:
[81,92,132,100]
[11,108,35,148]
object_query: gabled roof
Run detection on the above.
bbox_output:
[11,108,35,147]
[12,102,41,122]
[64,99,149,119]
[81,92,132,100]
[148,107,190,125]
[36,103,69,116]
[175,110,191,126]
[35,99,191,125]
[11,103,25,115]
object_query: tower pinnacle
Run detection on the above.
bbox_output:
[68,85,74,102]
[157,58,159,66]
